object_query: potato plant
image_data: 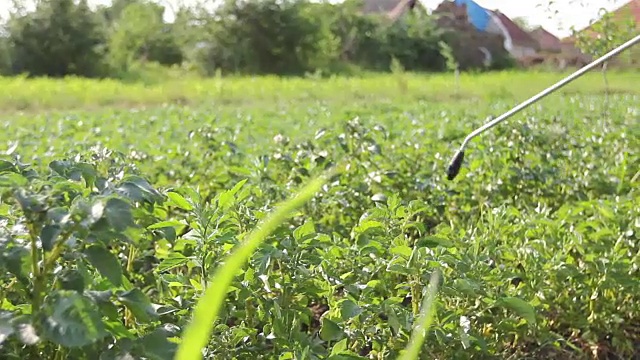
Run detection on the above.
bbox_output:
[0,74,639,359]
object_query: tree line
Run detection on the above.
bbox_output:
[0,0,518,79]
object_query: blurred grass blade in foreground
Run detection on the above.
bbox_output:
[398,269,441,360]
[174,171,334,360]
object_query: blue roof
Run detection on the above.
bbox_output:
[453,0,491,31]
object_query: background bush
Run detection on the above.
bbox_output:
[0,0,517,79]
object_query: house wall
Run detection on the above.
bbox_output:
[484,11,542,60]
[432,1,510,70]
[485,12,514,54]
[530,30,562,53]
[510,45,537,58]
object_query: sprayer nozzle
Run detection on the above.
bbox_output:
[447,150,465,180]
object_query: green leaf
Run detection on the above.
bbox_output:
[498,297,536,324]
[58,269,85,292]
[114,182,144,203]
[328,354,368,360]
[0,311,15,344]
[75,162,97,187]
[103,319,134,339]
[3,247,31,286]
[98,349,136,360]
[40,224,62,252]
[84,290,113,304]
[0,160,16,172]
[217,179,248,209]
[49,160,71,176]
[390,245,412,259]
[320,317,344,342]
[331,338,349,354]
[416,236,454,248]
[338,300,362,321]
[14,189,46,213]
[597,206,615,220]
[365,280,381,289]
[386,264,412,276]
[47,207,70,224]
[83,245,123,287]
[156,254,190,272]
[138,326,178,360]
[155,226,177,242]
[38,290,107,348]
[72,198,104,227]
[0,173,28,187]
[228,166,252,177]
[293,220,316,241]
[117,289,158,323]
[329,337,367,359]
[105,198,134,232]
[147,220,185,230]
[167,192,193,211]
[453,278,478,297]
[116,176,164,204]
[354,220,383,234]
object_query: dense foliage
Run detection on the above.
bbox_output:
[0,74,638,358]
[0,0,519,78]
[6,0,107,77]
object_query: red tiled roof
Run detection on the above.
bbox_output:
[362,0,421,13]
[361,0,424,20]
[362,0,402,14]
[564,0,640,41]
[387,0,419,21]
[613,0,640,23]
[529,27,562,52]
[490,10,540,50]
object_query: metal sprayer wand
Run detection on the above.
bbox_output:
[446,33,640,181]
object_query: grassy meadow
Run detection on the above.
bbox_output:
[1,69,639,112]
[0,69,639,359]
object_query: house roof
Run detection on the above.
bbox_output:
[489,10,540,50]
[361,0,422,20]
[606,0,640,23]
[443,1,539,50]
[362,0,403,14]
[529,27,562,52]
[629,0,640,21]
[453,0,492,30]
[563,0,640,41]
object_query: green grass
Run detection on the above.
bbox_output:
[0,70,638,359]
[1,69,639,113]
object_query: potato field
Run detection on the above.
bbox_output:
[0,71,639,359]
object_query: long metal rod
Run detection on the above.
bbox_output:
[446,33,640,180]
[458,33,640,150]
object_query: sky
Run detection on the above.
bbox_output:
[0,0,630,38]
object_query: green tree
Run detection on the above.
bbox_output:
[8,0,107,77]
[193,0,339,76]
[571,7,636,64]
[107,1,183,73]
[382,12,445,72]
[98,0,140,24]
[321,0,448,73]
[541,0,636,65]
[0,35,12,75]
[542,0,637,116]
[512,16,534,32]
